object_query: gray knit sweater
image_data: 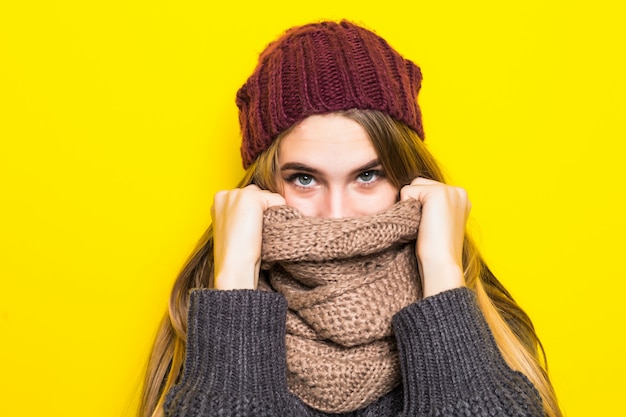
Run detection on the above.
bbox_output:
[164,288,545,416]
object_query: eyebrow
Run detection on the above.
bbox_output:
[280,159,382,175]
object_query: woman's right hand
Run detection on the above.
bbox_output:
[212,185,286,290]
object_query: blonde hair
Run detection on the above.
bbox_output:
[139,109,562,417]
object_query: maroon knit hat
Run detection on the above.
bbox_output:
[236,20,424,169]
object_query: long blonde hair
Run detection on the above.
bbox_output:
[139,109,562,417]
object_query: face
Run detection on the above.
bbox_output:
[277,113,398,218]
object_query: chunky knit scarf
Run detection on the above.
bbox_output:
[259,200,423,413]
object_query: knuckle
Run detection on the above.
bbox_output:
[399,186,413,201]
[214,189,228,200]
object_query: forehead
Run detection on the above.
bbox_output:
[278,114,377,165]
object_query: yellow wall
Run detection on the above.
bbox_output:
[1,1,624,416]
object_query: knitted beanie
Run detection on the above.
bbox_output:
[236,20,424,169]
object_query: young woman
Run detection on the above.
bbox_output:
[140,20,562,417]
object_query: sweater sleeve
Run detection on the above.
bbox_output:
[163,289,301,417]
[391,288,545,417]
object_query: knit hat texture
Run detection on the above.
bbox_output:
[236,20,424,169]
[259,199,422,413]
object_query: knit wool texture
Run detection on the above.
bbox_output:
[236,20,424,169]
[259,200,423,413]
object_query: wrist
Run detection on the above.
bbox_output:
[214,261,260,290]
[419,261,465,298]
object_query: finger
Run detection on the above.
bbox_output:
[263,193,286,208]
[409,177,440,186]
[251,188,286,210]
[400,181,434,202]
[401,177,443,201]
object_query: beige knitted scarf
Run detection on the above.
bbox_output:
[259,199,423,413]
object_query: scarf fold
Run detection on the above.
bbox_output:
[259,200,423,413]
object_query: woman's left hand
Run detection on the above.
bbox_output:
[400,177,471,298]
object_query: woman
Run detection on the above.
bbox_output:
[140,20,562,417]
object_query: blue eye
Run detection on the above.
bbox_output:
[296,174,313,186]
[357,170,381,183]
[285,173,316,188]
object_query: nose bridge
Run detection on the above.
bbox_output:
[326,185,350,218]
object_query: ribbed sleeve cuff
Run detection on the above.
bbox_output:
[175,290,289,400]
[392,288,542,414]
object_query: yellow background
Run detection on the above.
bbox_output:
[1,1,624,416]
